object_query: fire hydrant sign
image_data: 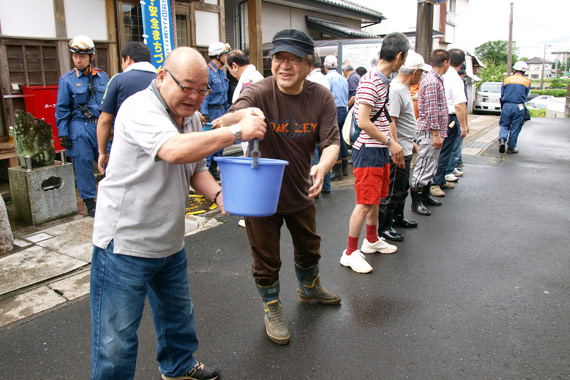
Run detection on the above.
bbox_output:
[141,0,174,70]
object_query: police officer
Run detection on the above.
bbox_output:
[56,35,109,216]
[200,41,231,180]
[498,61,531,154]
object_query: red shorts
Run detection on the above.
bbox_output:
[354,164,390,205]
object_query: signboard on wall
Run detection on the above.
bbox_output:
[341,43,382,71]
[141,0,174,69]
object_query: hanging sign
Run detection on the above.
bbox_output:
[141,0,174,70]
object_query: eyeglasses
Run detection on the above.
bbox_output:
[272,54,305,66]
[166,70,212,96]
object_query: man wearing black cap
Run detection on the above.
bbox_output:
[215,29,341,345]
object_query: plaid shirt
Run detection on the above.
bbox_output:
[416,70,448,138]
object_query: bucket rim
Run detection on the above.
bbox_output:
[214,156,289,166]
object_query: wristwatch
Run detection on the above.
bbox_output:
[229,124,242,143]
[386,137,392,146]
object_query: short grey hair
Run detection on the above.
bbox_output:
[398,67,415,75]
[342,60,354,71]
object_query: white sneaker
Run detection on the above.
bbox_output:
[340,250,373,273]
[361,238,398,254]
[444,173,459,182]
[238,219,246,228]
[453,168,463,177]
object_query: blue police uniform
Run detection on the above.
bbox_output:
[499,73,530,150]
[200,61,229,166]
[56,66,109,200]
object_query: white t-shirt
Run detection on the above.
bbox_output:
[389,79,416,156]
[443,66,467,114]
[93,83,206,258]
[307,68,330,90]
[232,64,264,104]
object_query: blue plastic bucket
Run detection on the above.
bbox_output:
[202,122,213,131]
[214,156,289,217]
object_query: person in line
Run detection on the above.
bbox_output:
[409,49,450,216]
[307,53,332,194]
[324,55,350,179]
[342,60,361,110]
[90,47,267,380]
[97,41,157,174]
[448,63,468,172]
[55,35,109,217]
[225,49,264,227]
[498,61,531,154]
[340,32,409,274]
[216,29,341,346]
[430,49,469,197]
[200,41,231,180]
[378,51,431,242]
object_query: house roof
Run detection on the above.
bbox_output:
[306,16,379,38]
[266,0,383,23]
[526,57,553,64]
[313,0,383,19]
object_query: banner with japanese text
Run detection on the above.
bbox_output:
[141,0,174,70]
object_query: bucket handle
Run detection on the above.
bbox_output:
[251,139,261,168]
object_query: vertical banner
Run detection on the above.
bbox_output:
[141,0,174,70]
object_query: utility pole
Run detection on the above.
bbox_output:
[507,2,513,76]
[540,44,550,90]
[415,0,434,62]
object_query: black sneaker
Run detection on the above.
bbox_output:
[506,147,518,154]
[83,198,96,217]
[162,361,220,380]
[498,139,506,154]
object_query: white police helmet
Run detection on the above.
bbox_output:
[513,61,529,72]
[69,35,95,55]
[208,42,230,57]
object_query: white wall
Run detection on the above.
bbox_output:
[195,10,221,47]
[0,0,56,38]
[64,0,107,40]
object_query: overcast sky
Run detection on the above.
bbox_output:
[358,0,570,60]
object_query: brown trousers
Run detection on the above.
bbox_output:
[245,204,321,285]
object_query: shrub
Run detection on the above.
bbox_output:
[549,80,566,88]
[530,89,567,97]
[529,108,546,118]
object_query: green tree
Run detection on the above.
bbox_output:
[475,40,519,66]
[477,62,508,88]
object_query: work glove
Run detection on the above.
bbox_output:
[60,136,72,149]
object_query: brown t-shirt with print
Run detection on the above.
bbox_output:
[229,76,340,215]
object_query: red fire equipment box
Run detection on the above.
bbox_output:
[22,85,63,151]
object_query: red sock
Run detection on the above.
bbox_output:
[366,224,379,243]
[347,236,359,255]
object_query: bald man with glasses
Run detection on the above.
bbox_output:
[90,47,266,380]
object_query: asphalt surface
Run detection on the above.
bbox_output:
[1,117,569,380]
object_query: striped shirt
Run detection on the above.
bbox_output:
[353,70,390,149]
[416,70,448,138]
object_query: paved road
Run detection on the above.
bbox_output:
[1,117,569,379]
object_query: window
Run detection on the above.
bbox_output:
[531,74,539,79]
[5,41,59,87]
[122,2,144,43]
[446,0,457,26]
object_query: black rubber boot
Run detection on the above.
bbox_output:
[331,163,343,181]
[341,159,349,176]
[84,198,96,217]
[393,202,418,228]
[256,280,290,345]
[209,161,220,181]
[378,208,404,241]
[295,263,341,304]
[410,188,431,216]
[422,186,442,206]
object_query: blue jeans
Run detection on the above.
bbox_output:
[432,114,460,186]
[337,106,349,160]
[312,145,331,192]
[499,103,525,148]
[446,136,463,175]
[90,242,198,380]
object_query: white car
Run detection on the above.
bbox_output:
[473,82,502,114]
[526,95,555,109]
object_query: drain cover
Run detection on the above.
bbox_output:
[462,155,502,165]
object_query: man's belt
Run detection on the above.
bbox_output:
[208,105,226,110]
[72,117,99,124]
